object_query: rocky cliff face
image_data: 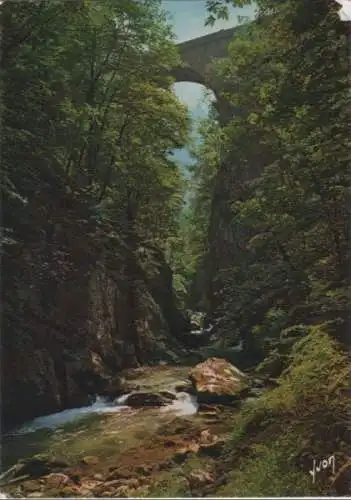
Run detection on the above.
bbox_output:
[2,191,190,430]
[206,141,267,319]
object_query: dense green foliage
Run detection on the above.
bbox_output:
[187,0,349,359]
[2,0,350,493]
[217,324,350,496]
[2,0,189,247]
[180,0,351,494]
[1,0,190,354]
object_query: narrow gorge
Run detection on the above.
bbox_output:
[1,0,350,497]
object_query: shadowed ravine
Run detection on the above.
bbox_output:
[2,1,350,496]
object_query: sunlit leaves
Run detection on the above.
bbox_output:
[2,0,192,285]
[205,0,252,25]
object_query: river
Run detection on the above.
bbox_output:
[1,357,265,499]
[1,364,237,497]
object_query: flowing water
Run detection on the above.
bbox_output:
[161,391,198,415]
[6,396,129,436]
[1,366,200,472]
[0,364,252,498]
[7,391,198,437]
[5,365,199,435]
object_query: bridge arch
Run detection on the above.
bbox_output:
[171,26,239,123]
[170,66,206,88]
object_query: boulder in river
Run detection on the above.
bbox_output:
[189,357,250,404]
[122,391,176,407]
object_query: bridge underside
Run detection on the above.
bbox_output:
[170,66,207,87]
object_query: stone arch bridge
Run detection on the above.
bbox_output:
[172,26,240,123]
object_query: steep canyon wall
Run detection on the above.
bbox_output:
[2,189,189,429]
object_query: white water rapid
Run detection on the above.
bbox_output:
[162,391,199,416]
[7,389,199,437]
[7,396,130,435]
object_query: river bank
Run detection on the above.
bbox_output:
[1,347,349,498]
[0,363,257,498]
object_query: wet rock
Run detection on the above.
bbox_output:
[174,381,195,394]
[159,391,177,401]
[188,469,214,489]
[8,456,69,482]
[123,392,173,407]
[198,407,222,422]
[199,429,217,445]
[202,413,221,422]
[198,403,219,415]
[43,473,72,488]
[64,350,117,403]
[189,357,250,404]
[22,480,42,493]
[197,430,226,458]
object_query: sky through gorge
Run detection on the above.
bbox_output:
[162,0,257,167]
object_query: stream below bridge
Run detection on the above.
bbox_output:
[1,364,260,498]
